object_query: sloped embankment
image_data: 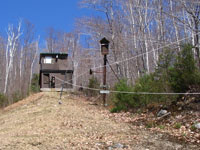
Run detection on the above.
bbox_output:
[0,92,198,150]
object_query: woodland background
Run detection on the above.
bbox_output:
[0,0,200,106]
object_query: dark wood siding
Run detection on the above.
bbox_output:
[39,53,73,90]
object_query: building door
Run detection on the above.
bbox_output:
[51,76,55,88]
[43,74,50,88]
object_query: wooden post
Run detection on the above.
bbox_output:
[103,55,107,106]
[100,37,110,106]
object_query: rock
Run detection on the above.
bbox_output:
[96,142,104,146]
[95,142,106,149]
[30,142,42,146]
[195,123,200,129]
[185,123,190,128]
[108,143,127,149]
[112,143,124,148]
[180,126,186,131]
[58,101,62,105]
[157,109,167,117]
[108,146,113,150]
[178,107,182,111]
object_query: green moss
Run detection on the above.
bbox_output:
[158,125,165,129]
[174,123,182,129]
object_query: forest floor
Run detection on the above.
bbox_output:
[0,92,199,150]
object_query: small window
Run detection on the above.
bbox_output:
[44,56,52,64]
[43,74,50,84]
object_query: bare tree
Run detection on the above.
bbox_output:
[4,21,22,94]
[45,27,57,53]
[77,0,200,88]
[29,38,40,87]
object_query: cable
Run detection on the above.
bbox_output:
[54,75,200,95]
[89,33,199,71]
[58,31,200,88]
[55,76,99,91]
[107,58,120,82]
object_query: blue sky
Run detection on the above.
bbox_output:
[0,0,94,40]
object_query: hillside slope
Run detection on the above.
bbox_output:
[0,92,198,150]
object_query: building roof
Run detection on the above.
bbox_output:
[40,52,68,58]
[40,52,68,55]
[40,70,73,73]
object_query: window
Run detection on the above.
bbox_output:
[43,74,50,84]
[44,56,52,64]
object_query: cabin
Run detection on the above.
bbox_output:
[39,53,73,92]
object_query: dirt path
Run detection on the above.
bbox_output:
[0,92,199,150]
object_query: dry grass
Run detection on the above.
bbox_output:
[0,92,198,150]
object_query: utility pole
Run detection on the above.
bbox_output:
[100,37,110,106]
[103,55,107,105]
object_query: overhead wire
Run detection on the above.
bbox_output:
[87,32,200,72]
[54,75,200,95]
[45,1,200,95]
[106,58,120,82]
[56,31,200,89]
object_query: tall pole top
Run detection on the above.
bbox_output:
[100,37,110,55]
[100,37,110,45]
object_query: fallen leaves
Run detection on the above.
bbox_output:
[0,92,199,149]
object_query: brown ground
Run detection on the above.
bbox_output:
[0,92,199,150]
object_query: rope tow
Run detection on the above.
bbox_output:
[54,76,200,95]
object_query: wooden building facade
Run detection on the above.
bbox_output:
[39,53,73,92]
